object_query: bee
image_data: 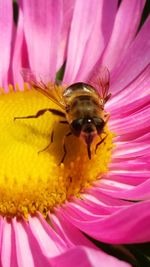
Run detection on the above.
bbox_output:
[14,67,111,164]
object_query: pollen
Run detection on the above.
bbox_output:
[0,86,114,218]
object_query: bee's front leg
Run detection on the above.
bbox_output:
[59,132,72,165]
[38,120,69,154]
[38,130,54,154]
[95,134,107,154]
[14,108,66,120]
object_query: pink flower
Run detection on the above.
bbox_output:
[0,0,149,266]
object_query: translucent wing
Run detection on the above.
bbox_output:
[88,66,111,105]
[21,68,66,110]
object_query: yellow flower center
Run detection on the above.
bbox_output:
[0,85,114,218]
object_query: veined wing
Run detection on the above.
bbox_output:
[21,68,66,110]
[88,66,111,105]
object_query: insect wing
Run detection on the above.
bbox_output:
[21,68,66,110]
[88,66,111,104]
[21,68,37,84]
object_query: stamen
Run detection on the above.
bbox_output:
[0,86,114,218]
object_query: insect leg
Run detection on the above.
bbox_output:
[38,120,68,154]
[59,132,72,165]
[95,134,107,154]
[104,112,110,123]
[38,130,54,154]
[14,108,66,120]
[59,120,69,124]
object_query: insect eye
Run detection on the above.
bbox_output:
[93,118,105,134]
[71,119,83,136]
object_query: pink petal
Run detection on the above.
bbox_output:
[117,132,150,143]
[110,157,149,172]
[108,156,149,186]
[1,219,12,267]
[107,64,150,115]
[49,212,99,247]
[104,173,148,187]
[0,216,131,267]
[84,190,132,208]
[110,94,150,119]
[57,196,129,222]
[28,216,65,256]
[63,0,117,83]
[113,142,150,158]
[12,7,25,88]
[59,201,150,243]
[23,218,60,267]
[57,0,75,70]
[51,246,131,267]
[70,195,124,215]
[37,212,68,249]
[75,0,118,81]
[1,218,18,267]
[19,0,63,80]
[0,1,13,88]
[102,0,146,70]
[109,106,150,138]
[98,179,134,191]
[63,0,98,83]
[98,179,150,200]
[110,17,150,93]
[50,213,131,266]
[12,218,35,267]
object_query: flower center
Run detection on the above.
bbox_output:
[0,85,114,218]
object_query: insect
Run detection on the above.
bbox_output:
[14,67,111,164]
